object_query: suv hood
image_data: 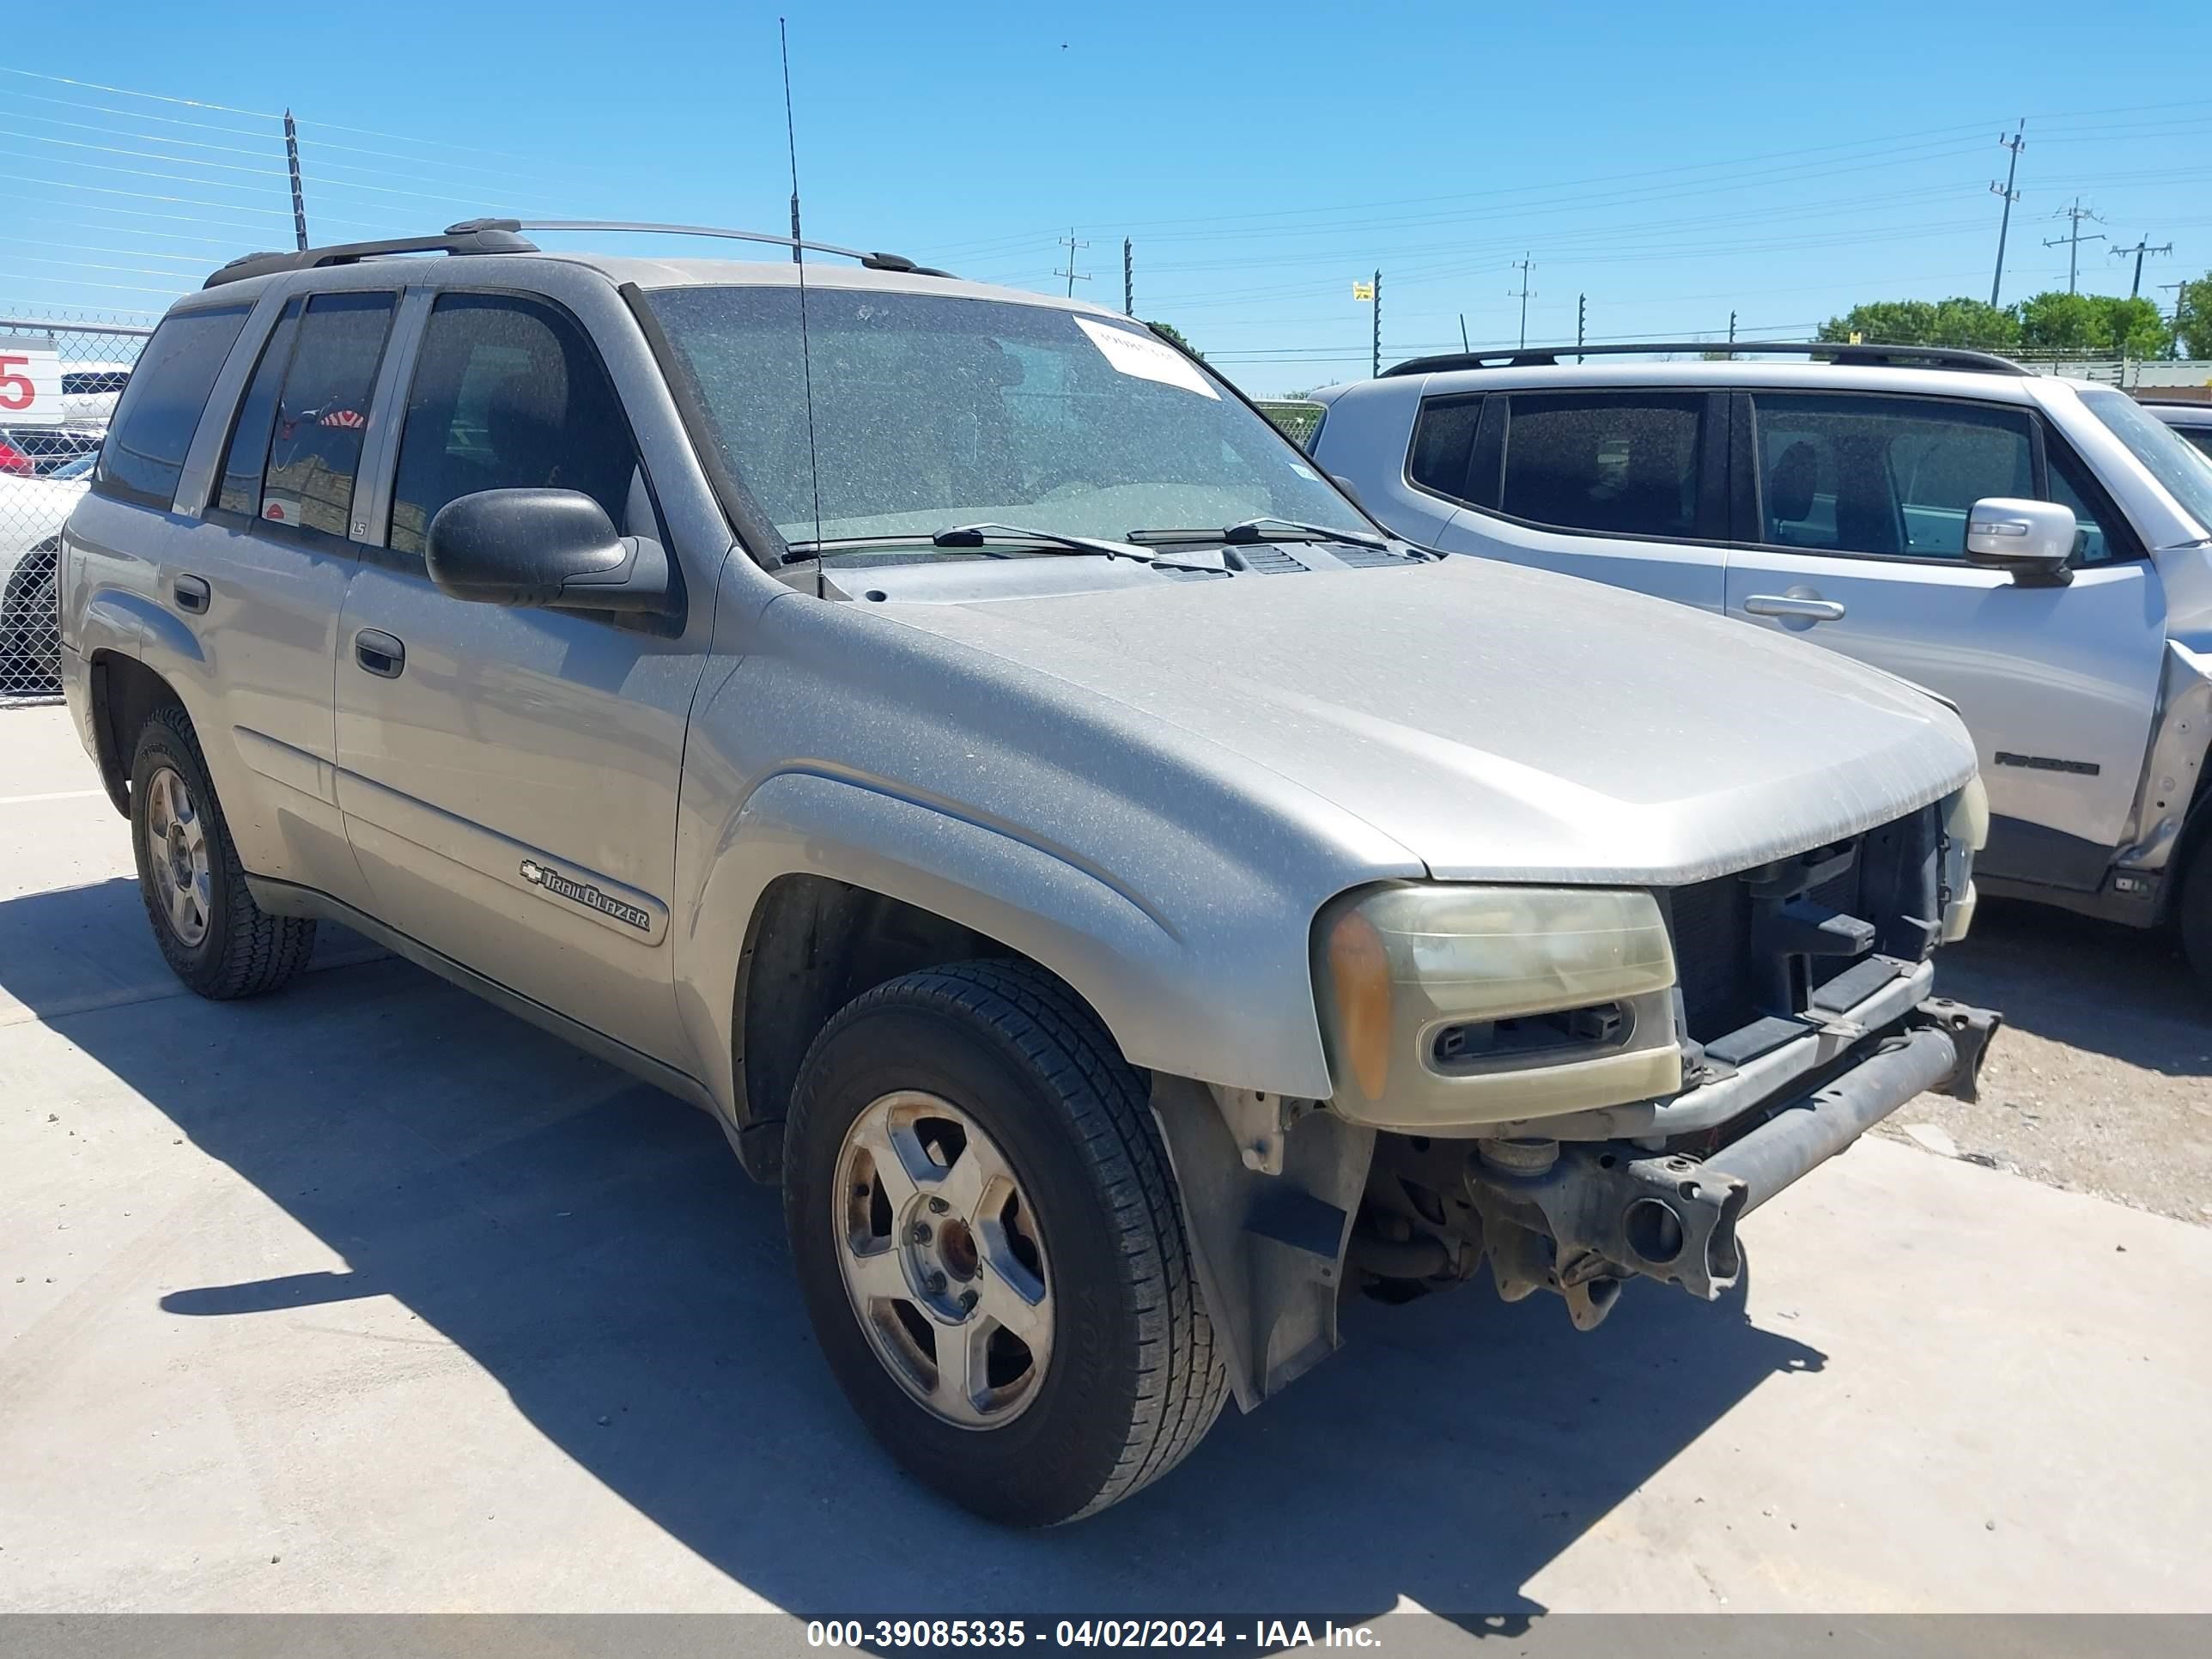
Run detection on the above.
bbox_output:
[876,556,1978,886]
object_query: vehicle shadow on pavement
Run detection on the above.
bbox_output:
[1936,898,2209,1073]
[3,878,1825,1620]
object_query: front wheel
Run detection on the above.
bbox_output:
[783,960,1227,1526]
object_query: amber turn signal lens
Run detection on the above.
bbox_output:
[1327,906,1393,1103]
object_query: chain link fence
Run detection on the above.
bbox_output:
[3,311,152,705]
[1255,399,1326,451]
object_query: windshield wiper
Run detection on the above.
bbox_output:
[1125,517,1391,550]
[781,523,1221,574]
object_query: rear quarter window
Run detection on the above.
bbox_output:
[92,306,250,510]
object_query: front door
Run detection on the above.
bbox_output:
[332,290,703,1058]
[1722,388,2167,890]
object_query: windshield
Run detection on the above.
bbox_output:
[2080,388,2212,537]
[52,453,97,481]
[644,284,1373,549]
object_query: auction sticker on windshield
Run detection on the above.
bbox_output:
[1074,317,1219,399]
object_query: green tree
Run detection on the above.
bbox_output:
[2175,274,2212,358]
[1817,298,2019,350]
[2019,291,2173,357]
[1145,320,1203,360]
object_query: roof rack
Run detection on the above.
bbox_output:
[1382,341,2031,378]
[204,220,538,287]
[514,220,957,278]
[203,217,955,289]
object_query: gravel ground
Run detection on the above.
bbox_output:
[1880,896,2212,1226]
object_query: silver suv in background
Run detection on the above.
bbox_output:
[62,228,1990,1524]
[2147,399,2212,460]
[1310,343,2212,981]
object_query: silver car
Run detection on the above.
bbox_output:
[1310,344,2212,982]
[59,224,1990,1525]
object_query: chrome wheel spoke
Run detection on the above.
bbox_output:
[167,879,200,939]
[930,1315,993,1425]
[975,1255,1050,1352]
[935,1129,1013,1221]
[848,1117,925,1216]
[843,1240,908,1304]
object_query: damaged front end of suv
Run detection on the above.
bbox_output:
[1155,780,1995,1410]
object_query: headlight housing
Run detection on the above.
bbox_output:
[1313,884,1683,1133]
[1940,776,1987,944]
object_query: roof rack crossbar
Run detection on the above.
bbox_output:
[512,220,955,277]
[204,221,538,288]
[204,217,956,291]
[1382,341,2030,378]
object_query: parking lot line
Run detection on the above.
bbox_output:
[1,788,107,806]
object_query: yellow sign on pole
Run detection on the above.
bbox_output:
[1352,281,1375,301]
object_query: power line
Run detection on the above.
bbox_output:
[2043,198,2105,293]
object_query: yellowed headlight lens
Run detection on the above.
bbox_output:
[1326,905,1394,1103]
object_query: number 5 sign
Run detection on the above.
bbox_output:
[0,337,65,426]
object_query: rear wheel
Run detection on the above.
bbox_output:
[783,960,1227,1526]
[130,702,317,1000]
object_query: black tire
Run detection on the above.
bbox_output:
[2181,836,2212,988]
[783,959,1228,1526]
[129,702,317,1000]
[0,543,58,692]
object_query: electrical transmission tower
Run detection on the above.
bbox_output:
[1510,254,1535,349]
[1055,229,1091,298]
[1122,239,1133,315]
[1989,122,2025,307]
[2044,199,2105,295]
[2111,235,2172,299]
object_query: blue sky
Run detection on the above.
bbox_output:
[4,0,2209,392]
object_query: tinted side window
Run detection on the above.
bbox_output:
[256,292,394,538]
[388,294,639,557]
[92,306,249,509]
[1748,392,2032,560]
[1407,396,1482,500]
[215,298,302,519]
[1500,392,1702,537]
[2044,441,2129,566]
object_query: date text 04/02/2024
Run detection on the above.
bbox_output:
[804,1620,1382,1650]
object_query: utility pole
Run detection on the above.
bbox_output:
[282,109,309,252]
[1054,229,1090,298]
[1458,313,1470,353]
[2111,235,2171,299]
[1577,292,1586,362]
[1729,310,1738,345]
[1370,270,1382,379]
[2044,199,2105,295]
[1989,122,2025,308]
[2159,282,2189,357]
[1510,254,1535,349]
[1122,238,1133,316]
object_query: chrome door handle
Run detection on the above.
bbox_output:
[354,629,405,678]
[1744,593,1845,623]
[173,574,210,614]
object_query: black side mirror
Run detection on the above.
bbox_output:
[425,488,671,612]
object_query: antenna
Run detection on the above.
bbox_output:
[781,18,827,600]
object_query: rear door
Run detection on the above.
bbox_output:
[332,289,701,1059]
[154,289,393,910]
[1722,388,2167,888]
[1423,387,1730,610]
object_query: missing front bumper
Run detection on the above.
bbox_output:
[1460,998,2002,1329]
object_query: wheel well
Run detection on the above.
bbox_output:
[730,874,1028,1182]
[87,652,180,817]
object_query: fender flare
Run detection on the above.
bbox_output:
[675,769,1338,1127]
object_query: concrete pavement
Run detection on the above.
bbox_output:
[2,703,2209,1615]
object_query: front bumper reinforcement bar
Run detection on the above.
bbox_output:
[1464,998,2002,1329]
